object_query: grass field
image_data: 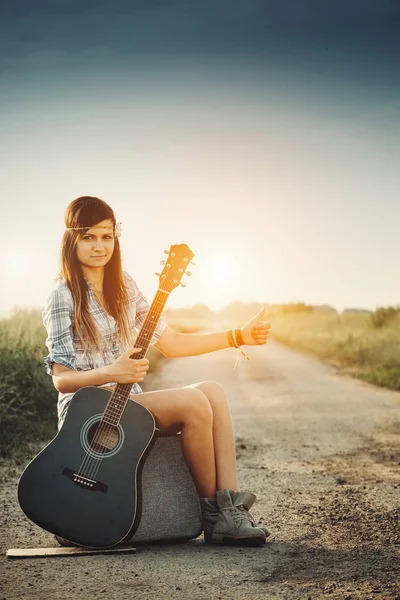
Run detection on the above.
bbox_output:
[269,310,400,390]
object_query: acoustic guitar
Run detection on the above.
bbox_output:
[18,244,195,548]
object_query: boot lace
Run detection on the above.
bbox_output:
[238,505,257,527]
[225,506,252,528]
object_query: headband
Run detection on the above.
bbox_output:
[66,222,122,238]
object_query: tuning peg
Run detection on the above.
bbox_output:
[190,260,196,266]
[164,249,169,254]
[180,282,186,288]
[155,272,161,277]
[186,271,192,276]
[160,260,165,266]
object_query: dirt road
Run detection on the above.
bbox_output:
[1,341,400,599]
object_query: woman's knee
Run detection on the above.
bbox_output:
[187,381,229,412]
[182,387,213,425]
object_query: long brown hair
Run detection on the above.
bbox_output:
[60,196,131,353]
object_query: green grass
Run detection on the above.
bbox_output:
[0,309,58,461]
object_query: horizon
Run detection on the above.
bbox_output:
[1,296,391,321]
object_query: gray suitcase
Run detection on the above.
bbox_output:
[129,434,203,543]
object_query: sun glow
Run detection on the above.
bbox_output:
[209,257,236,283]
[191,254,245,310]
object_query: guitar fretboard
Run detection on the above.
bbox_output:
[102,289,169,426]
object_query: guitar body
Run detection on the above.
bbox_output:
[18,386,158,548]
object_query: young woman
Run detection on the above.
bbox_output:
[43,196,271,546]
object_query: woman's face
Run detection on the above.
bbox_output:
[75,219,116,269]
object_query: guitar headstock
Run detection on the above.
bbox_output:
[156,244,195,293]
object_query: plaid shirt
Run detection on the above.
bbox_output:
[42,271,167,427]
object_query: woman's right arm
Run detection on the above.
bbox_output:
[52,363,111,393]
[52,347,149,394]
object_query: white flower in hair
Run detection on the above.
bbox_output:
[115,222,122,237]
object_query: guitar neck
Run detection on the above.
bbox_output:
[132,289,169,359]
[102,289,169,426]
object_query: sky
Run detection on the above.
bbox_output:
[1,1,399,314]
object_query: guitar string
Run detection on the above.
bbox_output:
[82,261,186,481]
[77,286,172,480]
[82,287,174,481]
[76,287,170,480]
[76,257,189,481]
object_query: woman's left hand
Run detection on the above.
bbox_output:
[241,307,271,346]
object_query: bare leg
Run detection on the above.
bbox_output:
[184,381,239,492]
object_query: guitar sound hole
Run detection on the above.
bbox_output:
[87,422,120,453]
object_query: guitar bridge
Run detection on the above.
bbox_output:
[62,467,108,494]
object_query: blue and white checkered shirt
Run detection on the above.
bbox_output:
[42,271,167,428]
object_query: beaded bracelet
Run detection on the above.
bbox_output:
[227,329,237,348]
[234,328,245,347]
[229,328,245,348]
[227,328,250,369]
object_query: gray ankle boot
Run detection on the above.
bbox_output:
[230,490,270,539]
[200,489,267,546]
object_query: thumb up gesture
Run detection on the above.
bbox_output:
[241,307,271,346]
